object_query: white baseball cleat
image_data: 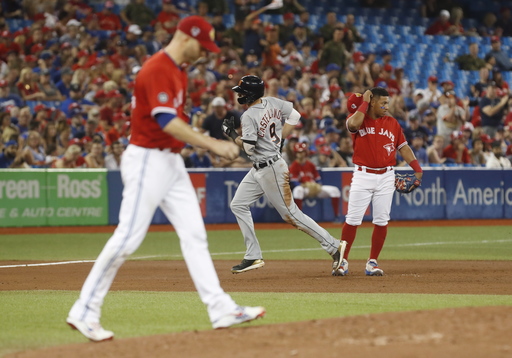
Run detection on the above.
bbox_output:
[331,240,347,275]
[365,259,384,276]
[332,258,349,276]
[66,316,114,342]
[212,306,266,329]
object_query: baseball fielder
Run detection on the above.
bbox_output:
[336,88,423,276]
[289,142,341,220]
[67,16,265,342]
[222,75,346,275]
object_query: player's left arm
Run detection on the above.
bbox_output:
[398,144,423,180]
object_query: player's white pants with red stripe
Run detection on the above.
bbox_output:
[69,144,238,324]
[345,169,395,226]
[230,158,339,260]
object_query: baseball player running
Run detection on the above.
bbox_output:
[67,16,265,342]
[222,75,346,275]
[335,88,423,277]
[289,142,341,220]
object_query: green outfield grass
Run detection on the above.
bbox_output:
[1,226,511,262]
[2,290,512,356]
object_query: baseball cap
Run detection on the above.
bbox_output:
[329,84,341,92]
[34,104,47,112]
[319,145,331,156]
[347,92,363,113]
[383,64,393,72]
[211,97,226,107]
[70,83,81,92]
[413,89,425,97]
[177,16,220,53]
[25,55,37,63]
[60,42,72,49]
[107,89,123,98]
[66,19,81,27]
[314,136,326,147]
[353,51,365,63]
[105,0,115,8]
[0,79,8,87]
[4,140,17,147]
[441,80,455,87]
[326,63,341,72]
[283,13,295,21]
[428,75,438,83]
[294,142,308,153]
[444,90,456,97]
[113,112,128,122]
[39,51,52,60]
[440,9,450,18]
[491,36,500,43]
[128,24,142,35]
[94,89,106,99]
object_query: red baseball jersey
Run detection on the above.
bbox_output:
[130,50,188,151]
[347,113,407,168]
[289,160,321,183]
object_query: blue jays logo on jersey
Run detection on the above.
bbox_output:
[383,143,395,156]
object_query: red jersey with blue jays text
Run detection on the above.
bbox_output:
[347,114,407,168]
[130,50,189,151]
[289,160,321,183]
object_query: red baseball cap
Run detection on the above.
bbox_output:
[94,89,106,99]
[353,51,365,63]
[25,55,37,62]
[383,64,393,72]
[34,104,47,112]
[294,142,308,153]
[107,90,123,98]
[428,75,438,83]
[0,79,8,87]
[491,36,500,43]
[31,43,44,54]
[177,16,220,53]
[319,145,331,156]
[113,112,128,122]
[314,136,326,147]
[347,92,364,114]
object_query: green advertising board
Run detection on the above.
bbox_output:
[0,169,108,227]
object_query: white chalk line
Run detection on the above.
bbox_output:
[1,238,511,269]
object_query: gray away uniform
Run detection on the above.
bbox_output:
[230,96,340,260]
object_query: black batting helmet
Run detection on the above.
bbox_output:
[232,75,265,104]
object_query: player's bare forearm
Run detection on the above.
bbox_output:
[282,122,295,140]
[399,145,423,179]
[347,111,364,131]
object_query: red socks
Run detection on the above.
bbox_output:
[341,223,358,259]
[370,224,388,260]
[331,197,340,217]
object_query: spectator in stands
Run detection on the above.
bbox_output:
[55,67,73,98]
[443,131,471,165]
[0,139,20,168]
[0,79,23,109]
[279,12,296,46]
[469,137,486,166]
[486,36,512,72]
[60,83,95,118]
[319,24,347,71]
[243,6,268,60]
[436,90,466,143]
[98,1,122,31]
[53,144,84,168]
[1,1,23,19]
[106,112,127,146]
[480,81,509,138]
[454,43,486,71]
[470,67,490,100]
[14,107,30,136]
[375,64,401,96]
[85,141,105,168]
[155,0,180,34]
[201,97,241,140]
[262,24,281,68]
[492,69,509,93]
[319,11,338,43]
[16,67,45,101]
[60,19,82,48]
[422,75,442,104]
[22,130,46,167]
[190,59,217,87]
[190,145,213,168]
[496,7,512,37]
[201,0,229,15]
[38,68,63,101]
[120,0,154,28]
[404,114,429,144]
[486,140,511,168]
[479,12,499,37]
[425,9,452,35]
[0,110,17,141]
[105,140,124,170]
[345,52,373,91]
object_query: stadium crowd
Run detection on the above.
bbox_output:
[0,0,512,170]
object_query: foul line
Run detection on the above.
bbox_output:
[1,238,511,269]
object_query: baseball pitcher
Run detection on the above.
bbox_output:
[222,75,346,275]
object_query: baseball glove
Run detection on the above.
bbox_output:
[222,116,238,140]
[303,181,322,197]
[395,173,422,194]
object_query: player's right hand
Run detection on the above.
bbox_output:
[363,90,372,102]
[212,140,239,160]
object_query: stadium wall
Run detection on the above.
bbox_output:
[0,168,510,227]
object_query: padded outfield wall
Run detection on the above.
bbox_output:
[0,168,511,227]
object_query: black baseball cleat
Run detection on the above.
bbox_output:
[231,259,265,274]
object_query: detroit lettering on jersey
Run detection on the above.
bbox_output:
[349,113,407,168]
[257,108,283,138]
